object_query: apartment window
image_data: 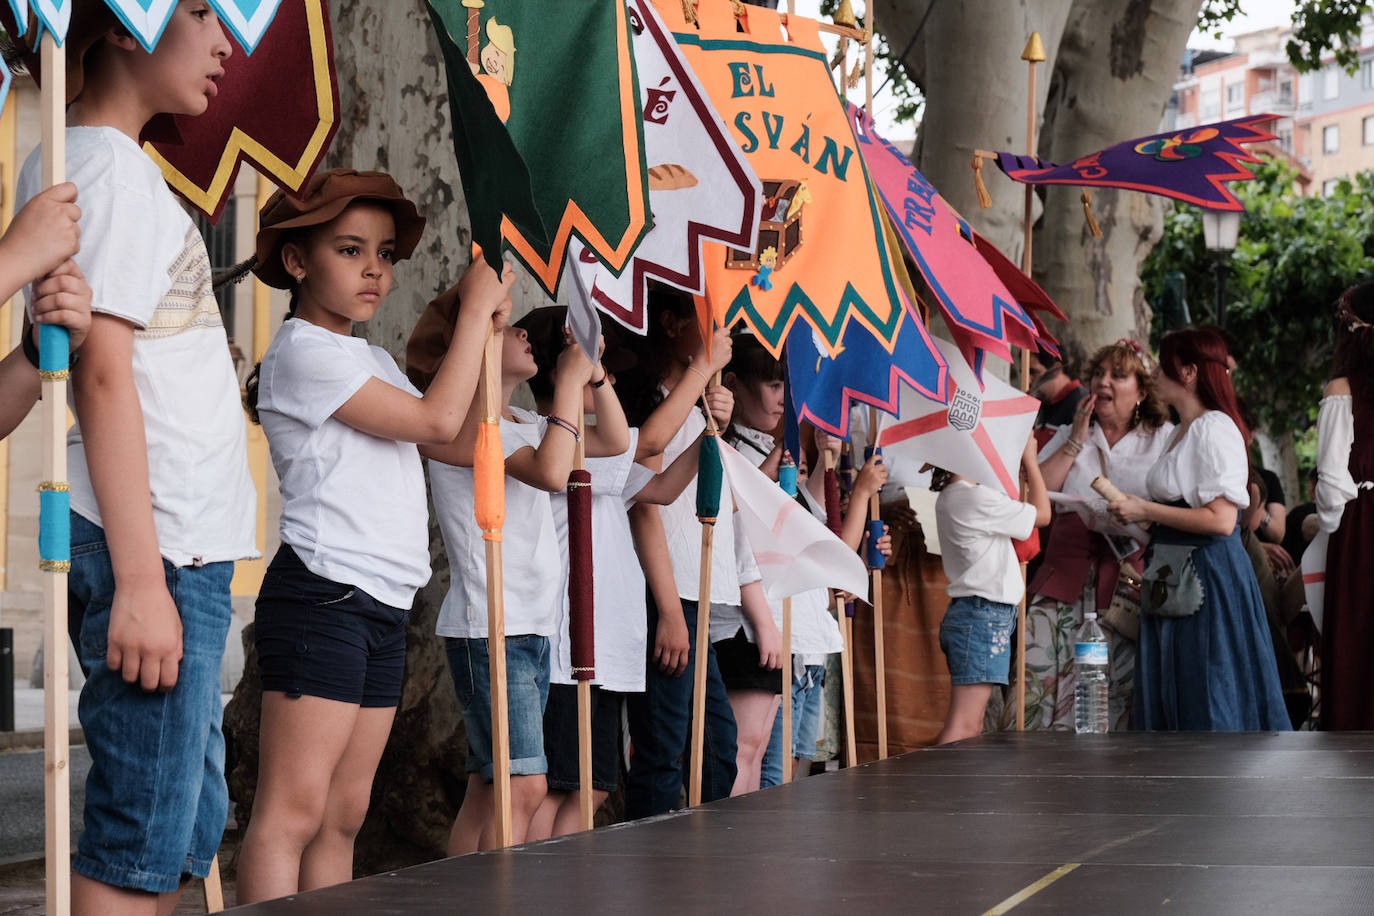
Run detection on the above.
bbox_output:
[1364,60,1374,90]
[1278,128,1293,152]
[1322,178,1340,196]
[1365,115,1374,146]
[1278,78,1294,105]
[1225,83,1245,110]
[1201,88,1220,120]
[1323,66,1339,100]
[1324,124,1339,154]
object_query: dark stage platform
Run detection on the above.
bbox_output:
[229,732,1374,914]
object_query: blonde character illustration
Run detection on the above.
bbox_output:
[477,17,515,121]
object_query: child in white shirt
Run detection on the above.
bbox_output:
[423,312,628,853]
[932,436,1050,744]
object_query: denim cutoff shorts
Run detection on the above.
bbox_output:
[67,513,233,893]
[254,545,409,708]
[939,595,1017,686]
[446,635,550,781]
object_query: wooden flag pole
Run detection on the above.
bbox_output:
[39,32,72,916]
[478,326,513,846]
[574,416,594,831]
[778,451,798,782]
[824,450,857,768]
[688,389,720,808]
[866,407,888,760]
[1015,32,1045,733]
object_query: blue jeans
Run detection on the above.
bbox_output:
[940,595,1017,686]
[626,596,737,817]
[446,635,551,780]
[761,663,827,787]
[67,513,233,893]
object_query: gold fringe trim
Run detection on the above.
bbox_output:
[37,481,72,493]
[682,0,697,25]
[972,156,993,209]
[40,559,72,573]
[847,58,863,89]
[39,368,71,381]
[1081,191,1103,238]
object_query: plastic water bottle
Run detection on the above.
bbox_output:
[1073,612,1110,734]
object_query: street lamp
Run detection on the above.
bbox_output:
[1201,210,1241,329]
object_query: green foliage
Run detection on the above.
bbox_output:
[1140,158,1374,438]
[1287,1,1372,73]
[1197,0,1244,38]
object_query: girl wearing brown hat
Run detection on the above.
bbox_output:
[236,168,515,903]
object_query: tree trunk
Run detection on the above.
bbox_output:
[1033,0,1206,368]
[225,0,551,876]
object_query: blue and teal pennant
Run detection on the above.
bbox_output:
[208,0,284,54]
[30,0,68,43]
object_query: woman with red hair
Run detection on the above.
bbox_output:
[1315,281,1374,729]
[1108,328,1288,730]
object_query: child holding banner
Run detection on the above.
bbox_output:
[932,437,1051,744]
[424,313,627,852]
[236,169,516,902]
[13,5,254,911]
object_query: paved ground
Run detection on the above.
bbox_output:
[0,745,88,866]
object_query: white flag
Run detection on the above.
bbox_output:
[718,441,868,602]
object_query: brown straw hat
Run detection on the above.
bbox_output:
[253,168,426,290]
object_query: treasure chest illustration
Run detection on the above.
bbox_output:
[726,178,809,271]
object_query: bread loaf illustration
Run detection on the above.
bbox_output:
[647,163,698,190]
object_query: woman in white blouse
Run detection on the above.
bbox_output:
[1108,328,1288,731]
[1018,341,1174,730]
[1315,283,1374,729]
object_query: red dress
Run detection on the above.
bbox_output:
[1322,393,1374,730]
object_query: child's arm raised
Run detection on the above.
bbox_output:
[584,362,631,459]
[505,341,595,491]
[333,259,515,444]
[840,452,888,551]
[75,314,183,692]
[1021,436,1052,527]
[632,433,704,505]
[635,327,733,461]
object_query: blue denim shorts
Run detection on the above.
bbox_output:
[792,664,827,760]
[446,635,550,781]
[939,595,1016,686]
[254,545,409,708]
[66,513,233,893]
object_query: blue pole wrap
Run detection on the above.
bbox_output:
[39,323,70,375]
[865,519,887,569]
[38,490,71,569]
[778,461,798,498]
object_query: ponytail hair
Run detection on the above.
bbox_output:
[1159,327,1248,443]
[242,281,301,425]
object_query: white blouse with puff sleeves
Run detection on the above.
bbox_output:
[1145,411,1250,510]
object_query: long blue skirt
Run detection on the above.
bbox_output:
[1134,525,1290,731]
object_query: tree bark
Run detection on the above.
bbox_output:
[1033,0,1206,368]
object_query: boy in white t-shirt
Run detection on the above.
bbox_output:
[932,436,1050,745]
[421,311,628,853]
[14,5,256,911]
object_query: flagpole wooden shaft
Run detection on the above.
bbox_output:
[689,523,714,806]
[39,33,72,916]
[781,596,793,782]
[825,451,857,768]
[1015,44,1041,734]
[574,418,594,831]
[202,858,224,912]
[865,408,888,760]
[480,328,514,847]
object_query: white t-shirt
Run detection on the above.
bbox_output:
[1040,421,1175,504]
[1145,410,1249,510]
[18,127,256,567]
[655,404,761,605]
[935,480,1037,605]
[256,319,430,608]
[548,428,654,691]
[432,407,562,638]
